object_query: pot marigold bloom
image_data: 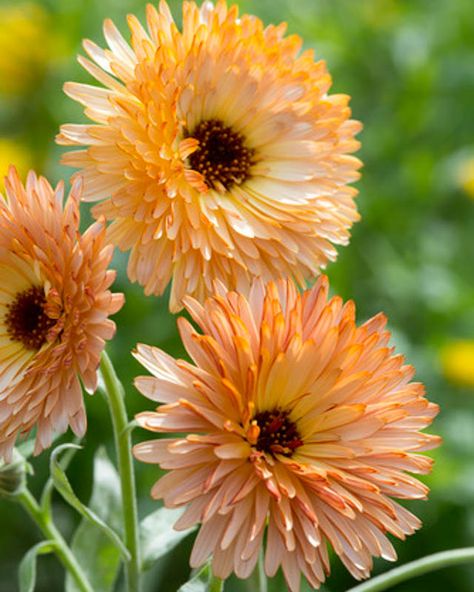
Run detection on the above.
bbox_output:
[57,0,362,311]
[133,277,440,591]
[0,167,124,461]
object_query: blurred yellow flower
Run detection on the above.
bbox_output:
[456,156,474,199]
[0,138,32,192]
[440,340,474,387]
[0,3,51,96]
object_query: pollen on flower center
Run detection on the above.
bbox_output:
[187,119,255,191]
[5,286,55,350]
[254,408,303,457]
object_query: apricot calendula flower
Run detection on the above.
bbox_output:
[440,340,474,387]
[0,167,124,461]
[57,0,362,311]
[133,277,440,591]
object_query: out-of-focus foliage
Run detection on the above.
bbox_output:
[0,0,473,591]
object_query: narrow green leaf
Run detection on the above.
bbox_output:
[177,564,211,592]
[50,444,130,561]
[65,447,123,592]
[41,439,81,513]
[140,506,195,571]
[18,541,56,592]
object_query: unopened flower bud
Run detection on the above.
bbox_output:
[0,449,29,497]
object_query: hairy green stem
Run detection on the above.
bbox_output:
[257,550,267,592]
[346,547,474,592]
[100,351,141,592]
[18,489,93,592]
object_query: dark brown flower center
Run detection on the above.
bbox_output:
[254,409,303,457]
[187,119,255,191]
[5,286,55,350]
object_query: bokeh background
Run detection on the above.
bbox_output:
[0,0,473,590]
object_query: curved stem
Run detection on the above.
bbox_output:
[100,351,141,592]
[346,547,474,592]
[18,489,93,592]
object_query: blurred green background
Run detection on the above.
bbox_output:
[0,0,474,590]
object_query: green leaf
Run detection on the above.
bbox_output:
[50,444,130,561]
[41,439,81,514]
[18,541,56,592]
[140,506,195,571]
[177,564,211,592]
[65,447,123,592]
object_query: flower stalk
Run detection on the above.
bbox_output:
[100,351,141,592]
[346,547,474,592]
[18,488,93,592]
[257,551,267,592]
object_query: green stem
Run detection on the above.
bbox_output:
[257,550,267,592]
[209,573,224,592]
[100,351,141,592]
[18,489,93,592]
[346,547,474,592]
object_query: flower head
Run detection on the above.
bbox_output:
[57,0,362,311]
[133,277,440,591]
[0,167,124,461]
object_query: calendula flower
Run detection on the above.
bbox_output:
[0,167,124,461]
[440,340,474,387]
[0,3,51,96]
[57,0,362,311]
[133,277,440,591]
